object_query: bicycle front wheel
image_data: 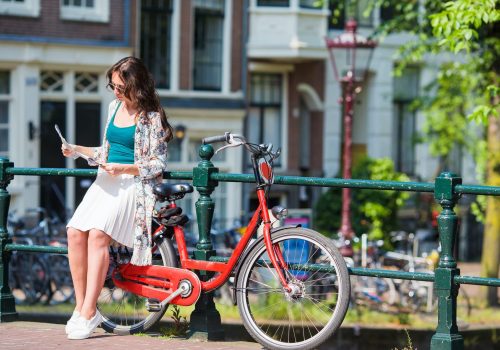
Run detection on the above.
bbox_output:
[236,228,350,350]
[98,237,177,335]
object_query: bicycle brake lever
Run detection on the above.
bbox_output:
[214,133,244,154]
[215,142,243,154]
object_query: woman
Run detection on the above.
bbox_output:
[61,57,173,340]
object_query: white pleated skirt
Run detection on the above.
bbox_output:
[67,169,136,248]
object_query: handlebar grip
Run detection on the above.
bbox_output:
[202,133,230,145]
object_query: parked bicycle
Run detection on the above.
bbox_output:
[97,132,350,350]
[7,208,74,305]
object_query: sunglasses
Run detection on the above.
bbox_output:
[106,82,126,94]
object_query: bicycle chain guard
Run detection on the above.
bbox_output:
[112,264,201,306]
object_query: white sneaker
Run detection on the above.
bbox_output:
[65,310,81,335]
[67,310,102,340]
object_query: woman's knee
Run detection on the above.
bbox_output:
[88,229,111,249]
[67,227,87,245]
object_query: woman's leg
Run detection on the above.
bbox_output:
[67,227,89,313]
[80,229,111,320]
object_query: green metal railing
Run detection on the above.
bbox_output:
[1,144,500,349]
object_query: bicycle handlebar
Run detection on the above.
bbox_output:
[202,132,230,145]
[202,132,280,160]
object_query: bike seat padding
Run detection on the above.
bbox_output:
[154,183,194,201]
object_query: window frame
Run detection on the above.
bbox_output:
[0,0,40,17]
[140,0,173,90]
[392,67,420,176]
[247,71,288,170]
[0,71,11,158]
[192,1,225,91]
[60,0,110,23]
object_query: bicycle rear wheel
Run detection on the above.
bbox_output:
[236,228,350,350]
[98,237,177,335]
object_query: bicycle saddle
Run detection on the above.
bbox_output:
[153,183,194,201]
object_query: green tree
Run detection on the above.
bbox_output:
[315,157,409,242]
[369,0,499,305]
[323,0,499,305]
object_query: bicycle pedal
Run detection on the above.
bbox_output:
[145,298,161,312]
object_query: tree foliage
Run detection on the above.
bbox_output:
[315,157,409,241]
[373,0,500,305]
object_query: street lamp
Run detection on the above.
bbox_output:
[325,19,377,256]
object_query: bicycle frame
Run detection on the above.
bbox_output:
[162,185,290,293]
[115,147,293,302]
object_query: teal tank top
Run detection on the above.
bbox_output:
[106,102,136,164]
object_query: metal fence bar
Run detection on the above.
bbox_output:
[1,157,499,350]
[454,275,500,287]
[4,244,67,255]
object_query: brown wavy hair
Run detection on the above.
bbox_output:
[106,56,173,142]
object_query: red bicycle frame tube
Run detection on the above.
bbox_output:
[153,189,291,293]
[183,207,262,291]
[257,188,291,292]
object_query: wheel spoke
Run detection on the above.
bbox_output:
[237,229,350,349]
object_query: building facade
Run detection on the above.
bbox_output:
[0,0,479,257]
[1,0,328,231]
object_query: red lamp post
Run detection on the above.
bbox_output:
[325,19,377,256]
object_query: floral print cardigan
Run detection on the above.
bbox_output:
[93,99,168,265]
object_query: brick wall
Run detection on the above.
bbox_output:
[0,0,132,45]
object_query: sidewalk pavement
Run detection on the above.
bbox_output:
[0,320,263,350]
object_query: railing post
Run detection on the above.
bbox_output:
[188,144,224,340]
[0,157,17,322]
[430,172,463,350]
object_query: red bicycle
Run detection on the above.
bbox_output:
[97,133,350,350]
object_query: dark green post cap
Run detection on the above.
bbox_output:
[434,172,461,202]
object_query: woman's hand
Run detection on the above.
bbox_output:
[102,163,124,176]
[61,143,76,158]
[102,163,139,176]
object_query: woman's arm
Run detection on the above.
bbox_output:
[136,113,168,180]
[102,163,139,176]
[73,145,96,158]
[61,143,97,159]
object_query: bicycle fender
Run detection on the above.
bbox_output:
[230,224,301,305]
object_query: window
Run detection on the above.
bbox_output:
[39,70,102,218]
[257,0,289,6]
[328,0,373,29]
[167,137,182,162]
[0,71,10,157]
[60,0,109,22]
[247,73,283,166]
[140,0,173,89]
[393,67,419,175]
[75,72,99,93]
[0,0,40,17]
[40,71,64,92]
[380,2,418,29]
[193,0,224,91]
[299,0,320,9]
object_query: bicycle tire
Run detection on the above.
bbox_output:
[236,228,350,350]
[99,237,177,335]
